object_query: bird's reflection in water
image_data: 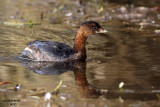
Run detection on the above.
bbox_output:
[21,60,105,98]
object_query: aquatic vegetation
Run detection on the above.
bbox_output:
[0,81,22,91]
[98,4,104,13]
[3,21,41,28]
[28,21,41,28]
[119,82,124,91]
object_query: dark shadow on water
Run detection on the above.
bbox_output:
[21,60,104,98]
[22,61,73,75]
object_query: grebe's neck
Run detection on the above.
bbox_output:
[73,28,87,59]
[74,29,87,52]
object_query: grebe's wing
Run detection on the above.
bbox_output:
[20,40,74,61]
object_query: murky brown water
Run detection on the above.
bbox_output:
[0,0,160,107]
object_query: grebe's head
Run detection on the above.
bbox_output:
[80,21,107,37]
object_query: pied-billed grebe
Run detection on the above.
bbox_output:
[20,21,107,61]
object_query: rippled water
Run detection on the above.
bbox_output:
[0,0,160,107]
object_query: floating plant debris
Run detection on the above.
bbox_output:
[0,81,22,91]
[29,80,63,98]
[3,21,41,28]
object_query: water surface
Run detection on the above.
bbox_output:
[0,0,160,107]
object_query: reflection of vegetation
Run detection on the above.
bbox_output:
[98,4,104,13]
[28,21,41,28]
[53,5,64,14]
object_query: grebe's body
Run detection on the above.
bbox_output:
[20,21,107,61]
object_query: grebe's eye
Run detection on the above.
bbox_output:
[92,26,98,30]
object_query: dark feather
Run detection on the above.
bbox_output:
[21,40,74,61]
